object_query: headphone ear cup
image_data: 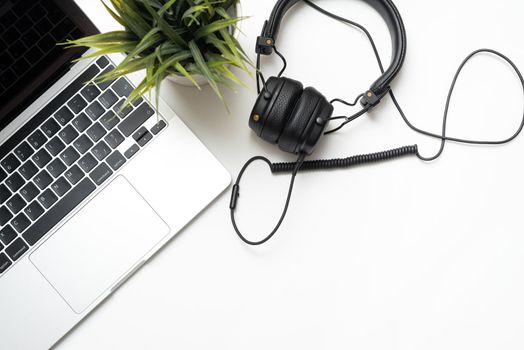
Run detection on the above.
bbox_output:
[249,77,303,144]
[278,87,334,155]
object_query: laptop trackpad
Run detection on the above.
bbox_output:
[30,176,170,314]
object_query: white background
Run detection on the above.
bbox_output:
[59,1,524,349]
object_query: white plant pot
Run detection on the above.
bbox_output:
[167,3,242,88]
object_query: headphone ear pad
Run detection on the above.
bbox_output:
[278,87,334,155]
[249,77,303,144]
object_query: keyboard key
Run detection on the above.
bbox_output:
[1,154,21,173]
[99,90,118,108]
[91,141,111,161]
[14,142,34,161]
[118,103,155,137]
[124,144,140,159]
[5,173,24,192]
[0,185,11,204]
[0,225,17,245]
[41,118,61,137]
[151,120,167,135]
[89,163,113,186]
[86,123,107,142]
[107,151,126,171]
[85,101,105,120]
[137,131,153,147]
[0,253,11,274]
[100,111,119,130]
[96,65,116,90]
[132,127,148,142]
[19,160,38,180]
[11,214,30,234]
[73,134,94,154]
[0,168,7,182]
[47,159,67,178]
[32,149,52,168]
[45,137,66,156]
[112,78,133,97]
[51,177,71,197]
[23,178,96,246]
[78,153,98,173]
[20,182,40,202]
[105,130,125,149]
[38,189,58,209]
[67,94,88,114]
[114,99,133,118]
[7,194,25,214]
[25,201,44,221]
[28,130,48,150]
[64,165,84,185]
[59,125,79,144]
[55,106,75,126]
[33,170,53,190]
[80,84,101,102]
[5,238,28,260]
[0,206,13,226]
[96,56,109,68]
[60,147,80,166]
[72,112,92,132]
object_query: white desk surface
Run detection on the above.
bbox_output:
[59,1,524,349]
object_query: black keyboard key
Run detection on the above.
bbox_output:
[86,123,107,142]
[25,201,44,221]
[5,173,24,192]
[100,111,119,130]
[23,178,96,246]
[105,130,125,149]
[85,101,105,120]
[0,185,11,204]
[55,106,75,126]
[96,65,116,90]
[59,125,79,144]
[112,78,133,97]
[28,130,47,150]
[47,159,67,178]
[0,253,11,274]
[138,131,153,147]
[6,194,25,214]
[14,142,34,161]
[91,141,111,161]
[118,103,155,137]
[67,94,88,114]
[45,137,66,156]
[11,213,30,234]
[32,149,52,168]
[6,238,28,260]
[60,147,80,166]
[0,168,7,182]
[80,84,101,102]
[51,177,71,197]
[0,225,16,245]
[33,170,53,190]
[20,182,39,202]
[78,153,98,173]
[1,154,21,173]
[41,118,61,137]
[90,163,113,186]
[0,206,13,226]
[64,165,84,185]
[72,112,92,132]
[151,120,167,135]
[114,99,133,118]
[19,160,38,180]
[96,56,109,68]
[132,127,148,142]
[38,189,58,209]
[124,144,140,159]
[73,134,94,154]
[99,90,118,108]
[107,151,126,171]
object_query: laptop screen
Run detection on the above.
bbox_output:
[0,0,98,131]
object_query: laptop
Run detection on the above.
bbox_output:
[0,0,230,348]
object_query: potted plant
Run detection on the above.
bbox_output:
[63,0,251,107]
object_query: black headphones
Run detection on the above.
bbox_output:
[230,0,524,246]
[249,0,407,156]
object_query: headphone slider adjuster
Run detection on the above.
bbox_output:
[256,36,274,55]
[360,90,381,109]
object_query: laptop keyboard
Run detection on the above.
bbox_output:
[0,56,167,276]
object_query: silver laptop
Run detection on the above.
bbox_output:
[0,0,230,348]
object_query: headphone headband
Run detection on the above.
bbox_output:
[256,0,407,107]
